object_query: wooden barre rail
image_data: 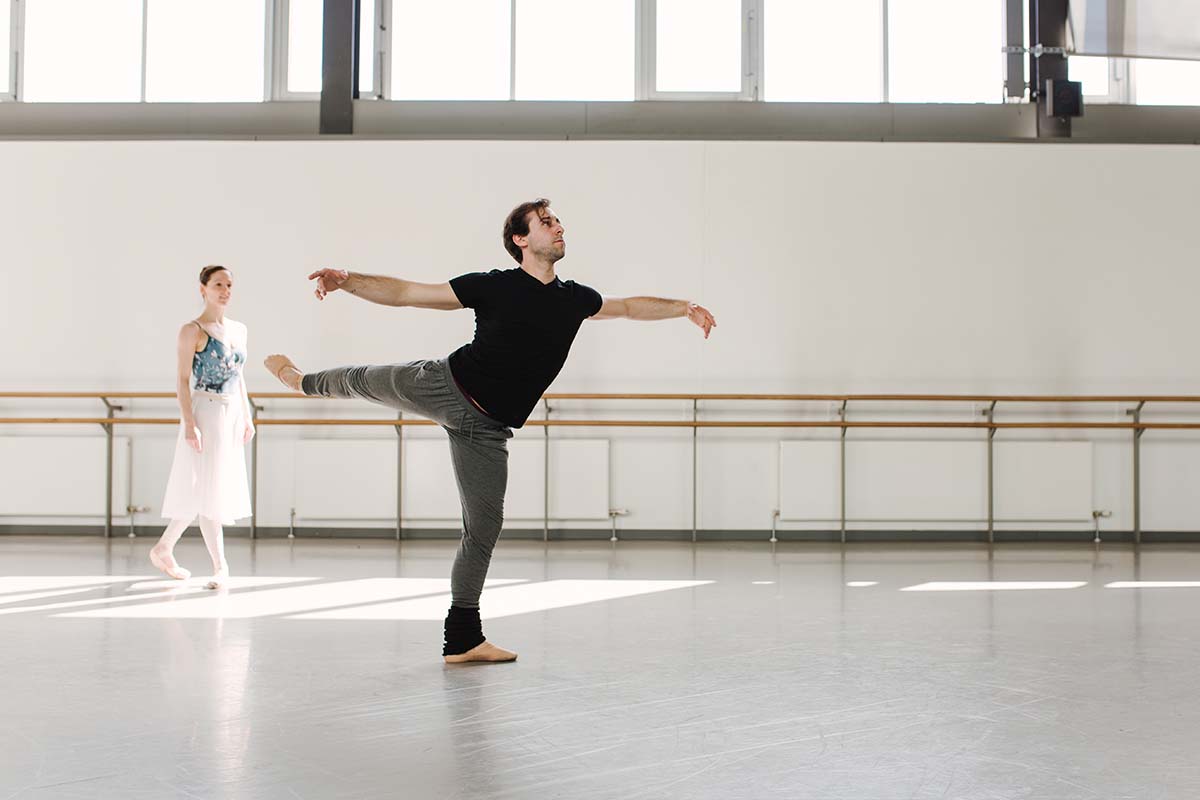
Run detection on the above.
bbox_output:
[4,391,1200,403]
[5,391,1198,545]
[3,417,1200,430]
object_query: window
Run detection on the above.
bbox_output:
[515,0,634,101]
[144,0,266,102]
[1135,58,1200,106]
[358,0,375,94]
[1070,56,1110,98]
[888,0,1003,103]
[656,0,741,94]
[22,0,143,102]
[391,0,510,100]
[287,0,323,94]
[765,0,882,102]
[285,0,374,97]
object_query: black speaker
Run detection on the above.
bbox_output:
[1046,79,1084,117]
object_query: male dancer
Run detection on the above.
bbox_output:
[265,199,716,664]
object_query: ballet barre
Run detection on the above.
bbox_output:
[3,392,1200,543]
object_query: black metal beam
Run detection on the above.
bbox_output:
[1031,0,1071,138]
[320,0,358,134]
[1004,0,1025,98]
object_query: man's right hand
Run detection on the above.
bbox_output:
[308,268,350,301]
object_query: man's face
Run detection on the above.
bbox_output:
[520,208,565,263]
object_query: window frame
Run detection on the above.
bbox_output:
[514,0,638,102]
[17,0,148,102]
[638,0,761,101]
[15,0,276,103]
[273,0,383,101]
[5,0,1200,114]
[1069,54,1131,105]
[143,0,274,103]
[759,0,888,104]
[386,0,512,101]
[272,0,314,100]
[886,0,1013,105]
[1129,56,1200,106]
[3,0,19,101]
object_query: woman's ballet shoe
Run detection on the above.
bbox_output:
[205,566,229,590]
[149,547,191,580]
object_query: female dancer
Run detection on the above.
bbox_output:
[150,265,254,589]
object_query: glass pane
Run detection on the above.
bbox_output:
[391,0,510,100]
[765,0,882,102]
[359,0,375,93]
[287,0,373,95]
[1136,58,1200,106]
[288,0,322,93]
[656,0,741,93]
[22,0,143,102]
[516,0,634,100]
[1,0,11,93]
[889,0,1002,103]
[1070,55,1109,97]
[145,0,266,102]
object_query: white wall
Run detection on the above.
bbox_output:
[1,140,1198,533]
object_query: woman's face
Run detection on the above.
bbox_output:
[200,270,233,308]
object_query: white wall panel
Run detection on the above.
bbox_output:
[847,441,986,521]
[779,441,841,521]
[295,439,395,520]
[0,436,130,517]
[1141,440,1200,530]
[2,140,1198,531]
[994,441,1093,521]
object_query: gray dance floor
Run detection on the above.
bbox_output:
[3,535,1199,799]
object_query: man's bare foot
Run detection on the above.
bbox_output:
[443,641,518,664]
[264,354,304,391]
[149,546,191,580]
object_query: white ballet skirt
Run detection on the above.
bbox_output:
[161,389,252,525]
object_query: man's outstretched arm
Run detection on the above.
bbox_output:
[590,296,717,338]
[308,269,463,310]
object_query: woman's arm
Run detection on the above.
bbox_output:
[239,324,255,442]
[175,323,202,452]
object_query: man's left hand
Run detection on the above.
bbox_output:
[687,303,717,339]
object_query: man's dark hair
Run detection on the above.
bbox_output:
[502,198,551,264]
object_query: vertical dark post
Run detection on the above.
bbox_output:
[543,400,550,543]
[104,410,114,538]
[395,412,403,541]
[1003,0,1025,98]
[250,404,259,539]
[1131,402,1145,544]
[986,401,998,544]
[1032,0,1071,138]
[320,0,358,134]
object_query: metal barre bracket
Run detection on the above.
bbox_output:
[1003,45,1069,57]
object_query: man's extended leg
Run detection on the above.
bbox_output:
[442,423,516,664]
[302,364,420,412]
[266,355,453,423]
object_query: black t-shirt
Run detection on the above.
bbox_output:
[448,268,603,428]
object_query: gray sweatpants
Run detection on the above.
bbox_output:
[301,358,512,609]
